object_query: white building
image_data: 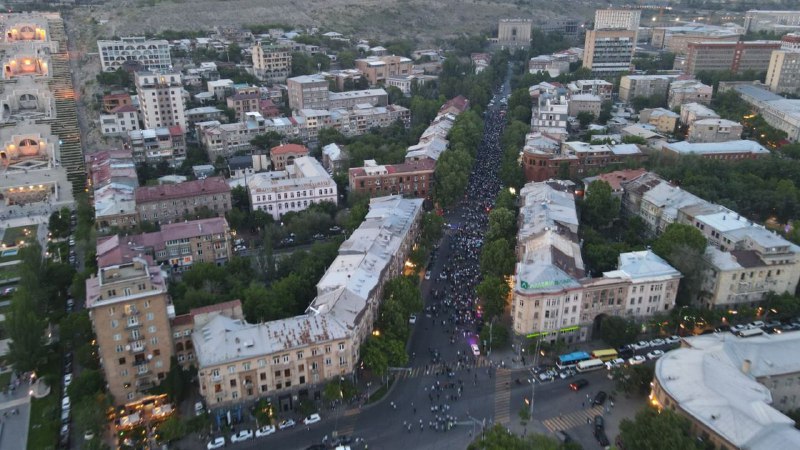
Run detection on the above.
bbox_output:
[99,104,140,136]
[744,10,800,33]
[97,37,171,72]
[668,79,713,109]
[248,156,337,219]
[594,8,641,33]
[251,42,292,83]
[135,70,186,130]
[680,102,720,126]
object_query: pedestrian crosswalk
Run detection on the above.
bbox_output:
[396,359,492,379]
[335,408,359,437]
[542,405,605,433]
[494,368,511,425]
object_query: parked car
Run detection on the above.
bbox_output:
[206,437,225,450]
[255,425,276,437]
[569,379,589,391]
[329,226,342,233]
[231,429,253,443]
[749,321,765,329]
[278,419,296,430]
[605,358,625,370]
[592,391,608,406]
[471,343,480,357]
[408,314,417,325]
[194,402,204,416]
[731,324,747,333]
[646,350,665,360]
[303,413,321,425]
[1,286,16,297]
[313,233,325,240]
[617,347,634,359]
[84,431,95,441]
[593,415,605,434]
[649,338,665,347]
[63,374,72,387]
[630,341,650,350]
[628,355,646,365]
[559,369,575,379]
[665,335,681,344]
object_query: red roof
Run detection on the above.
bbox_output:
[135,177,230,203]
[189,299,242,317]
[171,314,193,326]
[168,125,184,136]
[270,143,309,156]
[110,104,137,113]
[349,157,436,177]
[103,93,131,101]
[593,168,648,191]
[440,95,469,114]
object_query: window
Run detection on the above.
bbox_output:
[338,342,345,351]
[147,313,154,321]
[121,369,128,377]
[258,359,266,368]
[119,357,126,365]
[243,362,251,371]
[273,356,280,364]
[113,333,122,341]
[284,369,291,377]
[111,320,119,329]
[116,345,124,353]
[148,325,156,333]
[228,365,236,374]
[325,358,332,366]
[297,351,304,360]
[282,354,289,363]
[150,336,158,345]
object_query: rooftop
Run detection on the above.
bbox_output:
[604,250,682,282]
[135,177,229,203]
[270,143,309,156]
[664,140,769,155]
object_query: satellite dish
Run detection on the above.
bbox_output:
[125,345,131,351]
[147,354,153,360]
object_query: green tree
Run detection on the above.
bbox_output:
[479,322,509,352]
[619,408,703,450]
[67,369,105,399]
[157,416,188,443]
[361,337,389,377]
[599,316,639,348]
[613,364,655,395]
[73,393,111,436]
[581,180,620,229]
[468,424,577,450]
[652,223,707,258]
[48,208,71,238]
[480,239,515,278]
[486,208,516,242]
[4,289,47,372]
[477,276,510,320]
[576,111,595,129]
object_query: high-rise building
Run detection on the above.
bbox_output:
[766,33,800,95]
[684,41,781,76]
[744,10,800,33]
[287,74,330,111]
[251,42,292,83]
[582,29,637,76]
[97,37,171,72]
[594,8,641,33]
[86,258,175,405]
[135,70,186,130]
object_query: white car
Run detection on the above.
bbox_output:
[84,430,95,441]
[64,374,72,387]
[303,413,322,425]
[628,355,646,365]
[630,341,650,350]
[749,321,765,329]
[255,425,276,437]
[62,396,70,410]
[470,344,480,357]
[605,358,625,370]
[194,401,204,416]
[206,437,225,449]
[424,271,431,280]
[278,419,296,430]
[665,335,681,344]
[231,429,253,443]
[646,350,665,360]
[649,338,665,347]
[408,314,417,325]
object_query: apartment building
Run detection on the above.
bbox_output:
[522,136,644,182]
[348,158,435,198]
[680,102,720,127]
[287,74,330,111]
[619,75,678,103]
[744,10,800,33]
[226,91,260,121]
[621,172,800,309]
[536,18,582,42]
[96,217,232,271]
[567,94,602,118]
[726,84,800,142]
[252,42,292,83]
[328,89,388,110]
[582,29,637,76]
[270,143,309,171]
[249,156,337,219]
[650,24,742,55]
[511,180,680,342]
[354,55,413,86]
[639,108,679,134]
[86,258,175,405]
[196,113,300,161]
[687,118,744,143]
[100,105,140,136]
[594,8,640,33]
[135,177,231,225]
[567,79,614,101]
[667,79,712,109]
[531,90,569,136]
[528,55,570,77]
[127,126,186,163]
[385,74,438,95]
[102,93,133,113]
[98,37,171,73]
[662,140,768,159]
[193,196,423,408]
[684,41,782,76]
[135,71,186,130]
[766,33,800,95]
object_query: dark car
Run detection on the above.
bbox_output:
[596,430,610,446]
[593,390,608,406]
[594,415,605,434]
[618,347,634,359]
[569,379,589,391]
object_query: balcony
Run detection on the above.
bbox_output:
[125,320,141,329]
[135,368,150,377]
[130,342,146,354]
[211,374,222,382]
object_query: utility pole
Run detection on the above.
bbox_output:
[529,337,542,418]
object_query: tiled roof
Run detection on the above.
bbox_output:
[270,143,308,156]
[135,177,229,203]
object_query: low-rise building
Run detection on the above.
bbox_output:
[652,333,800,450]
[252,42,292,83]
[287,74,330,111]
[127,126,185,163]
[270,143,308,171]
[226,91,260,121]
[99,105,139,136]
[322,143,348,173]
[355,55,413,85]
[528,55,570,77]
[619,75,678,103]
[687,118,743,143]
[567,94,602,118]
[328,89,388,110]
[725,84,800,142]
[522,136,644,182]
[650,23,743,54]
[248,156,337,219]
[567,80,614,101]
[185,106,224,125]
[207,79,235,101]
[639,108,679,134]
[582,168,647,198]
[744,10,800,33]
[102,93,133,113]
[348,158,435,198]
[662,139,768,159]
[385,74,438,95]
[680,102,720,127]
[193,196,423,407]
[135,177,231,225]
[667,79,712,109]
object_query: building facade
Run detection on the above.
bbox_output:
[135,177,231,225]
[684,41,782,76]
[497,18,532,49]
[100,105,140,136]
[582,29,637,76]
[766,33,800,95]
[687,118,744,143]
[667,80,713,109]
[354,56,413,86]
[522,135,644,182]
[619,75,677,103]
[252,43,292,83]
[348,158,435,198]
[98,37,171,73]
[249,156,337,219]
[86,259,175,405]
[287,75,330,111]
[270,143,309,171]
[594,8,640,33]
[135,71,186,130]
[744,10,800,33]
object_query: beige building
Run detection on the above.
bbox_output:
[226,91,259,121]
[667,80,713,109]
[766,33,800,95]
[252,42,292,83]
[86,258,175,405]
[684,41,782,76]
[620,75,678,104]
[249,156,337,220]
[98,37,171,73]
[135,70,186,130]
[269,143,309,171]
[687,118,743,143]
[497,18,532,49]
[653,333,800,450]
[354,55,413,86]
[193,196,424,408]
[582,29,637,76]
[287,74,330,111]
[680,102,720,127]
[594,8,640,33]
[639,108,679,134]
[135,177,231,225]
[567,94,602,118]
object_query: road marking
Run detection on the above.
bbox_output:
[494,368,511,425]
[343,408,359,417]
[400,360,491,379]
[542,405,605,432]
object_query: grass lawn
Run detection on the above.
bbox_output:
[0,252,21,264]
[0,264,21,282]
[2,225,37,248]
[27,350,62,450]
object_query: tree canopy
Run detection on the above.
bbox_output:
[619,408,703,450]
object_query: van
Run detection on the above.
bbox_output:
[738,327,765,338]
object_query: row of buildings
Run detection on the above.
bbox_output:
[87,195,423,407]
[721,82,800,142]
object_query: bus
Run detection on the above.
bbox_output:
[576,359,605,373]
[590,349,619,362]
[556,351,592,370]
